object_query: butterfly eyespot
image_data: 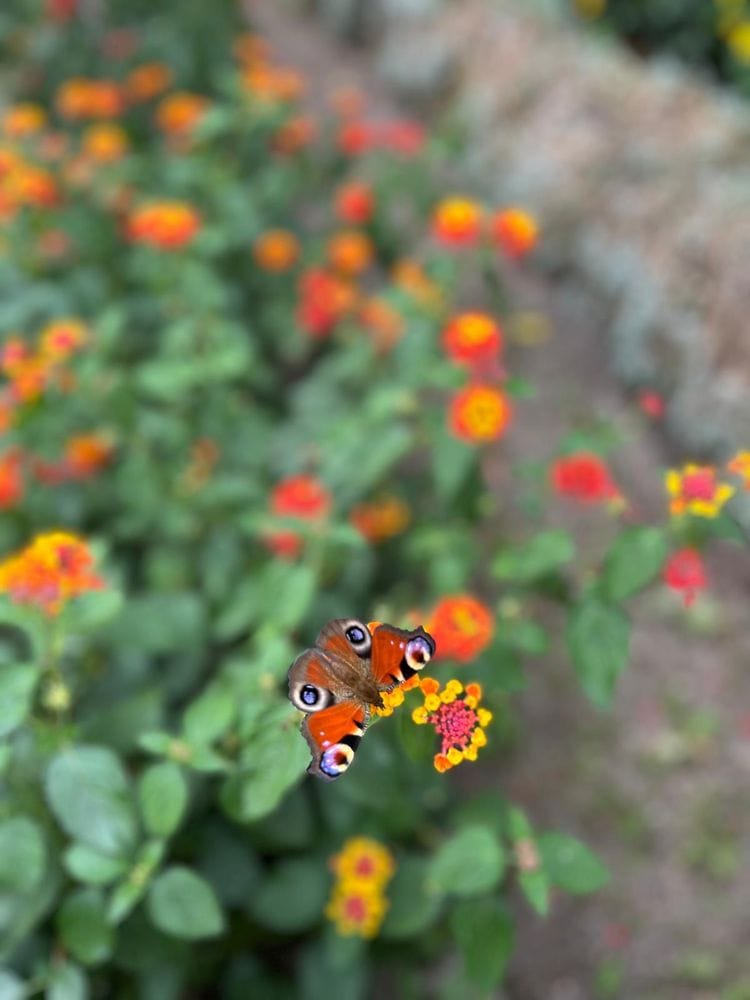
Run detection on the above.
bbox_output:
[405,634,434,671]
[320,742,355,778]
[291,682,330,713]
[343,619,372,657]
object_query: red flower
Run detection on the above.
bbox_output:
[265,474,332,560]
[0,449,23,509]
[297,268,354,338]
[448,385,512,443]
[637,390,665,419]
[425,595,494,663]
[335,181,374,225]
[551,452,619,504]
[442,312,503,365]
[489,208,538,259]
[663,548,706,607]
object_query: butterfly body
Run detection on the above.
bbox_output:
[288,618,435,780]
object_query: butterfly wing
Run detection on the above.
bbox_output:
[368,622,436,689]
[301,699,369,781]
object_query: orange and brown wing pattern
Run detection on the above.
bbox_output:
[369,623,435,688]
[302,699,368,781]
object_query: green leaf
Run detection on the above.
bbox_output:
[518,867,550,916]
[46,961,89,1000]
[499,619,549,655]
[431,425,477,504]
[0,816,46,892]
[0,663,39,738]
[538,832,609,894]
[248,858,329,933]
[221,709,308,823]
[45,746,137,857]
[183,684,235,745]
[105,592,206,654]
[566,599,631,708]
[381,856,443,939]
[147,867,224,940]
[64,844,128,887]
[452,897,514,991]
[602,526,667,601]
[427,826,505,897]
[57,889,113,966]
[0,970,25,1000]
[138,762,188,839]
[492,530,574,584]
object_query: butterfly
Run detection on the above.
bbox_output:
[287,618,436,781]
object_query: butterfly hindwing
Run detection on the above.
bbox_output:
[369,623,435,689]
[301,699,369,781]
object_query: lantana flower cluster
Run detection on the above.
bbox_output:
[325,837,395,939]
[0,531,103,616]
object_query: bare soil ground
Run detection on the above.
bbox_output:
[249,4,750,997]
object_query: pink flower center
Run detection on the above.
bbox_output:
[354,857,375,878]
[682,471,715,501]
[430,699,478,755]
[344,895,367,923]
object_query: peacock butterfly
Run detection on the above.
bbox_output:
[287,618,436,781]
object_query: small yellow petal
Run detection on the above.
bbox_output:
[424,694,440,712]
[447,747,463,765]
[477,708,493,727]
[412,707,428,725]
[463,744,478,761]
[440,689,457,704]
[471,727,487,747]
[464,696,477,709]
[664,470,681,497]
[446,679,463,694]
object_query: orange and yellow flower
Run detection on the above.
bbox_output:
[271,115,316,155]
[392,258,444,313]
[297,267,355,338]
[82,123,129,163]
[412,677,492,772]
[425,594,494,663]
[448,384,512,443]
[327,230,373,276]
[155,92,210,137]
[127,201,201,251]
[442,312,503,365]
[357,297,404,353]
[350,495,410,544]
[126,62,173,103]
[0,531,104,616]
[490,207,539,259]
[56,78,124,120]
[64,433,114,479]
[329,837,395,889]
[253,229,300,273]
[431,196,483,247]
[727,450,750,489]
[39,319,89,361]
[665,463,735,518]
[3,104,46,139]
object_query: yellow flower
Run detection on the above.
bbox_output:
[727,450,750,489]
[325,882,388,938]
[727,20,750,62]
[665,464,735,518]
[329,837,395,889]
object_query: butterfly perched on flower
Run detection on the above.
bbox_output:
[287,619,435,780]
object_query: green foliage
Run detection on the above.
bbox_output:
[0,0,734,994]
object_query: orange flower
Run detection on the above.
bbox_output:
[271,115,316,155]
[442,312,503,365]
[0,531,104,616]
[126,62,173,102]
[297,267,355,338]
[253,229,300,273]
[665,464,735,518]
[327,230,373,276]
[64,433,113,478]
[727,450,750,489]
[241,64,306,104]
[490,208,538,259]
[329,837,395,889]
[551,452,620,504]
[357,297,404,352]
[424,595,494,663]
[81,123,129,163]
[448,385,512,443]
[39,319,89,361]
[325,883,389,939]
[3,104,46,138]
[335,181,374,225]
[392,258,444,313]
[155,92,210,137]
[127,201,201,251]
[233,33,270,68]
[180,437,219,493]
[6,165,59,208]
[350,495,410,543]
[431,197,483,248]
[56,78,124,120]
[0,448,23,509]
